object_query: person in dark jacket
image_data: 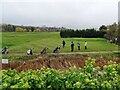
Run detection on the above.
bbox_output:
[62,40,66,48]
[71,41,74,52]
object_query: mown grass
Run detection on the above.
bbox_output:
[2,32,118,53]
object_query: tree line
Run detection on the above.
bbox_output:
[0,24,65,32]
[1,24,35,32]
[60,29,106,38]
[60,23,119,42]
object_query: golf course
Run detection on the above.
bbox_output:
[2,32,120,89]
[1,0,120,89]
[2,32,118,53]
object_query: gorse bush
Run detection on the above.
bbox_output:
[2,58,120,89]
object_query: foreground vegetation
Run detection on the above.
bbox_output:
[2,58,120,89]
[2,32,118,53]
[2,54,120,72]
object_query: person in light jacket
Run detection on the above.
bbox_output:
[84,41,87,49]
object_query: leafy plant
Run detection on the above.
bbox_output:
[2,58,120,89]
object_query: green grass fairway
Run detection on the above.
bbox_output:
[2,32,118,53]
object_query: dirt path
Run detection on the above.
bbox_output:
[2,51,119,56]
[48,51,119,55]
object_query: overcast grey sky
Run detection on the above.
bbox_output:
[1,0,119,29]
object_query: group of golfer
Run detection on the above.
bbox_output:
[62,40,88,52]
[2,40,88,55]
[26,40,88,55]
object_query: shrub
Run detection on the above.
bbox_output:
[2,58,120,89]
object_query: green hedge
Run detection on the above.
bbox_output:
[1,58,120,89]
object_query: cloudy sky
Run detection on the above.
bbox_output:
[1,0,119,29]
